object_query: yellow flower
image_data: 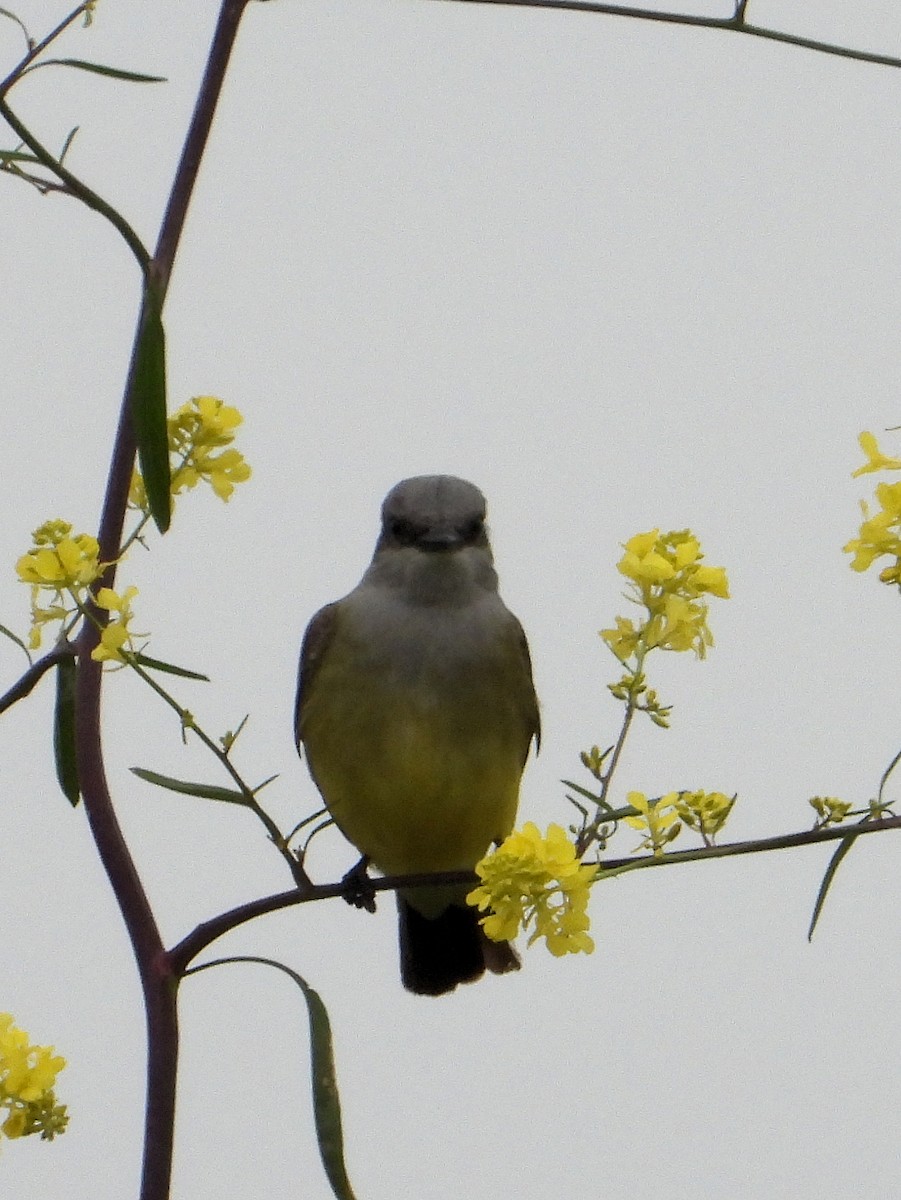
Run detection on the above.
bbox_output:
[600,616,642,662]
[16,534,101,589]
[128,470,148,511]
[606,528,729,663]
[845,467,901,582]
[15,521,106,649]
[851,431,901,477]
[468,823,596,957]
[2,1110,27,1139]
[91,586,141,664]
[692,564,730,598]
[130,396,252,511]
[624,791,682,856]
[809,796,852,827]
[675,790,735,844]
[0,1014,68,1144]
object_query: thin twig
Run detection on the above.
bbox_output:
[0,96,150,267]
[0,2,88,93]
[434,0,901,71]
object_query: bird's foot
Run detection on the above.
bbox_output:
[341,856,376,913]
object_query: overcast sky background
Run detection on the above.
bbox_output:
[3,1,901,1197]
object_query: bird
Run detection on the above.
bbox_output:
[295,475,540,995]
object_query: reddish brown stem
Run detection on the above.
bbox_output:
[72,3,251,1198]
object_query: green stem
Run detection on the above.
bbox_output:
[596,811,901,875]
[125,654,305,883]
[0,100,150,271]
[575,648,645,855]
[0,2,89,91]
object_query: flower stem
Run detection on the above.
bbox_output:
[67,3,252,1198]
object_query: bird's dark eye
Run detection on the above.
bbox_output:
[462,517,484,541]
[390,518,418,545]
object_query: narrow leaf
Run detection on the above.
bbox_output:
[59,125,79,164]
[0,8,29,38]
[0,149,42,164]
[40,58,167,83]
[53,656,80,806]
[297,972,358,1200]
[131,283,170,532]
[807,833,856,941]
[133,652,209,681]
[131,767,248,806]
[253,773,279,795]
[0,621,31,661]
[193,958,357,1200]
[560,778,604,803]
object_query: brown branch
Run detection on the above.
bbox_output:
[431,0,901,71]
[67,3,252,1198]
[168,813,901,975]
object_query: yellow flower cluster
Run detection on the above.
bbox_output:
[18,398,249,659]
[469,823,596,957]
[602,529,729,662]
[15,520,104,650]
[0,1014,67,1143]
[91,585,141,664]
[130,395,251,508]
[14,522,140,663]
[625,789,735,855]
[674,789,735,844]
[624,791,681,856]
[844,432,901,585]
[809,796,852,827]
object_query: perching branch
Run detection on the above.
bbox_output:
[166,811,901,976]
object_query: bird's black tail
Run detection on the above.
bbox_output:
[397,897,520,996]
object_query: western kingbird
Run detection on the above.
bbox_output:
[295,475,539,995]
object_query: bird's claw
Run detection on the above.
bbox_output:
[341,857,376,913]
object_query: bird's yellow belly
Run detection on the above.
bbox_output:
[302,669,525,877]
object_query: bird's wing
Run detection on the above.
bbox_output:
[513,615,541,757]
[294,601,340,754]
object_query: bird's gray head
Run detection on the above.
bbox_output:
[367,475,498,600]
[378,476,488,553]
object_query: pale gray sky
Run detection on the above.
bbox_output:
[3,2,901,1198]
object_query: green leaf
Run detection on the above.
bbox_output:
[253,773,279,795]
[53,656,80,806]
[560,778,604,804]
[58,125,79,165]
[0,149,42,163]
[133,653,209,681]
[39,58,167,83]
[131,282,170,532]
[807,833,856,941]
[0,8,28,38]
[192,957,357,1200]
[296,971,357,1200]
[0,622,31,662]
[131,767,248,806]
